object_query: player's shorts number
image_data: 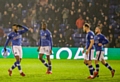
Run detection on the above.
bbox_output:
[39,46,51,55]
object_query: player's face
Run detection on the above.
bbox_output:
[42,24,46,30]
[12,26,19,32]
[95,27,99,34]
[83,25,86,32]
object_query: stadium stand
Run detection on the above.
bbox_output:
[0,0,120,47]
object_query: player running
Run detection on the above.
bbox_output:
[4,24,28,76]
[38,22,53,74]
[82,23,95,79]
[94,27,115,78]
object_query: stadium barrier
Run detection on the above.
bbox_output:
[0,47,120,60]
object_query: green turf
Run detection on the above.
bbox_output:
[0,59,120,82]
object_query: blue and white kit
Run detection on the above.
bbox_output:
[39,29,53,55]
[4,26,28,58]
[84,31,95,60]
[94,34,109,61]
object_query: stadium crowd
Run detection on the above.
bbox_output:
[0,0,120,47]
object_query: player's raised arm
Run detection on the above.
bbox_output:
[18,25,29,34]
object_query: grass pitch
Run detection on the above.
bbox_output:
[0,59,120,82]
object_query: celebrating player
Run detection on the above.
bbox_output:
[38,22,53,74]
[4,24,28,76]
[94,27,115,78]
[82,23,95,79]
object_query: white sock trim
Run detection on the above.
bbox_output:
[20,70,22,73]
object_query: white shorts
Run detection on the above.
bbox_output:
[95,51,104,61]
[84,49,94,60]
[39,46,51,55]
[12,46,22,58]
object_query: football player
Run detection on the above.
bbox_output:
[4,24,28,76]
[38,22,53,74]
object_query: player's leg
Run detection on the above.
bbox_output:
[8,61,17,76]
[12,46,25,76]
[8,46,17,76]
[39,54,49,68]
[86,50,95,79]
[11,46,17,69]
[46,55,52,74]
[87,60,94,79]
[93,51,101,78]
[84,59,88,67]
[95,60,99,72]
[39,47,49,68]
[15,56,25,76]
[18,47,25,76]
[84,59,95,71]
[9,60,17,71]
[101,59,115,77]
[46,46,52,74]
[20,58,22,62]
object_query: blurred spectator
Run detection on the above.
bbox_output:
[0,34,7,46]
[67,36,74,47]
[115,36,120,48]
[62,8,69,25]
[108,34,115,48]
[9,13,17,25]
[32,29,39,45]
[0,28,4,37]
[0,0,119,47]
[52,30,59,47]
[37,7,44,22]
[102,21,109,36]
[92,16,98,31]
[2,11,9,28]
[58,33,65,47]
[108,25,114,35]
[53,18,60,31]
[76,15,84,33]
[0,12,1,20]
[17,3,23,21]
[68,10,76,29]
[64,25,74,44]
[28,28,37,46]
[30,9,36,27]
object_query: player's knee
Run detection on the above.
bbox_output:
[95,60,98,64]
[20,58,22,62]
[39,54,43,60]
[47,58,51,63]
[16,61,20,66]
[48,62,51,65]
[47,58,50,62]
[101,61,105,65]
[39,56,42,60]
[84,61,86,64]
[84,60,87,64]
[87,61,92,65]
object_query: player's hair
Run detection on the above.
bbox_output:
[42,21,47,27]
[12,23,18,27]
[84,23,90,28]
[96,26,102,31]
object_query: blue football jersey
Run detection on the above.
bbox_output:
[4,26,28,48]
[94,34,109,51]
[86,31,95,49]
[39,29,53,49]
